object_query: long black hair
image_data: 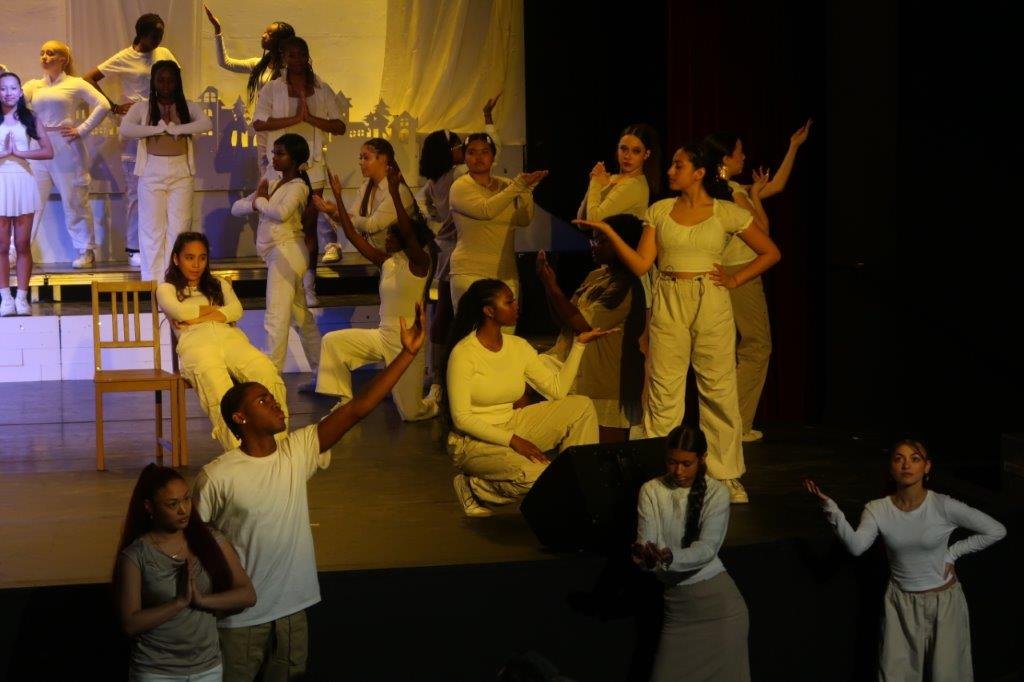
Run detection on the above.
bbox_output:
[666,425,709,548]
[280,36,315,91]
[439,279,509,428]
[702,131,741,183]
[679,140,733,201]
[0,73,40,141]
[247,21,295,105]
[146,60,191,126]
[419,129,461,181]
[164,232,225,306]
[359,138,398,215]
[619,123,662,199]
[113,464,232,593]
[274,132,312,195]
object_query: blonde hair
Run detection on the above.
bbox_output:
[43,40,75,76]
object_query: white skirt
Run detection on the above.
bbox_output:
[0,165,40,217]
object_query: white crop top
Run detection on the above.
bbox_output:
[645,198,753,273]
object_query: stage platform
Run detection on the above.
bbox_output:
[1,375,1020,680]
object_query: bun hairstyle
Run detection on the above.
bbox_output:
[678,141,734,201]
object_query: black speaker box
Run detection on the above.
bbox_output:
[520,437,667,551]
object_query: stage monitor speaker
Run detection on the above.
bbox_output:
[520,437,667,551]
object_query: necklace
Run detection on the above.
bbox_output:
[150,532,187,559]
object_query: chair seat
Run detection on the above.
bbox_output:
[94,368,180,384]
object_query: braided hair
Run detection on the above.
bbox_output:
[666,425,709,548]
[246,22,295,105]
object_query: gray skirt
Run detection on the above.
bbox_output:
[651,571,750,682]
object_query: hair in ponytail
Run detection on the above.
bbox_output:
[666,425,709,548]
[274,133,312,195]
[246,22,295,105]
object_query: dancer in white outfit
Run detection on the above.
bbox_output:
[23,41,109,269]
[0,72,53,317]
[158,231,288,450]
[575,141,781,504]
[253,36,345,306]
[577,122,660,223]
[806,439,1006,681]
[231,133,321,372]
[448,133,547,315]
[349,138,419,252]
[119,61,212,283]
[443,278,608,517]
[84,14,178,267]
[313,167,439,421]
[203,5,294,177]
[704,120,812,443]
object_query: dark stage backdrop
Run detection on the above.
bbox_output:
[523,1,1023,471]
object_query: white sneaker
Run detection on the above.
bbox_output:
[724,478,749,504]
[0,298,14,317]
[741,429,763,443]
[72,250,95,269]
[14,297,30,316]
[128,251,141,268]
[453,474,493,517]
[426,383,442,405]
[303,270,319,307]
[321,242,342,264]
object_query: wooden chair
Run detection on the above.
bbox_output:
[92,281,187,471]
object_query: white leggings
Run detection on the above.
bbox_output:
[316,324,437,421]
[642,275,745,480]
[138,154,192,281]
[30,131,95,252]
[262,238,321,371]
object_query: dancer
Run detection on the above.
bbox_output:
[577,122,660,222]
[448,133,546,314]
[805,439,1006,681]
[119,61,212,283]
[84,13,177,268]
[114,464,255,680]
[443,278,607,517]
[418,94,501,379]
[252,36,345,305]
[230,133,321,373]
[203,5,294,177]
[193,302,427,679]
[349,138,418,252]
[22,40,109,269]
[537,214,646,442]
[635,425,750,681]
[0,72,53,317]
[313,167,438,420]
[705,119,812,442]
[158,232,288,450]
[575,141,782,503]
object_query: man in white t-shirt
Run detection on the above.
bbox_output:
[193,304,427,681]
[83,13,178,267]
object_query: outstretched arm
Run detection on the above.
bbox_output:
[573,220,657,277]
[759,119,812,199]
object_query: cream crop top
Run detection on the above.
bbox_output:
[645,198,753,273]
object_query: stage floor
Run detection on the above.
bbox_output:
[0,375,1013,590]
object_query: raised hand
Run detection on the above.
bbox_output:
[803,478,830,502]
[791,119,812,148]
[708,263,739,289]
[510,434,549,464]
[590,161,611,186]
[399,301,427,356]
[517,169,549,188]
[187,558,205,609]
[483,92,502,123]
[328,171,344,203]
[386,165,404,196]
[256,178,270,199]
[571,218,613,236]
[175,561,193,606]
[751,166,770,196]
[576,326,620,345]
[296,96,309,123]
[203,5,222,34]
[312,194,339,217]
[535,249,556,286]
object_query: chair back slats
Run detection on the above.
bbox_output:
[91,281,163,372]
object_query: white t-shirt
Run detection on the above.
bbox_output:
[193,424,329,627]
[98,46,178,102]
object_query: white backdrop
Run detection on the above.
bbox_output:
[1,0,546,262]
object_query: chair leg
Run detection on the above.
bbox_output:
[95,385,105,471]
[177,380,189,467]
[155,389,163,463]
[169,382,179,468]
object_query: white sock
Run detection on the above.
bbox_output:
[15,289,28,301]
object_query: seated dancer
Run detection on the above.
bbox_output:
[537,213,646,443]
[193,303,428,680]
[805,439,1006,681]
[635,425,750,681]
[442,278,608,517]
[312,167,439,421]
[157,231,287,450]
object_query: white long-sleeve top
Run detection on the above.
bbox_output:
[119,100,212,176]
[447,332,585,446]
[822,492,1007,591]
[231,177,310,257]
[349,178,417,240]
[213,34,261,73]
[419,123,501,232]
[22,73,110,136]
[637,476,730,586]
[156,277,243,335]
[577,175,649,222]
[449,174,534,281]
[253,74,340,175]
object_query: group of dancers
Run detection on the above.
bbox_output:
[6,10,1005,682]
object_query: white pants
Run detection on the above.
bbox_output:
[317,324,437,421]
[129,663,222,681]
[726,267,771,433]
[447,395,598,504]
[449,274,518,333]
[121,138,139,251]
[30,130,95,252]
[263,238,322,370]
[879,581,973,682]
[177,325,288,450]
[138,155,193,282]
[642,276,745,480]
